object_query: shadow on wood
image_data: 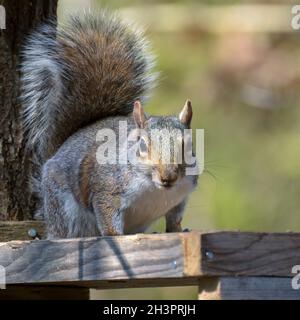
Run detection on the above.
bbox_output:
[0,224,300,299]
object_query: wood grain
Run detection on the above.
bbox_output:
[200,231,300,277]
[1,230,300,292]
[199,277,300,300]
[0,233,200,287]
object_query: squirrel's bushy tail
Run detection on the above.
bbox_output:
[21,10,157,160]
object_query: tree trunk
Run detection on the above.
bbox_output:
[0,0,58,220]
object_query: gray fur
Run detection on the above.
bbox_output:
[41,116,198,238]
[21,11,198,238]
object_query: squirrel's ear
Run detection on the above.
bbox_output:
[133,100,147,128]
[179,99,193,127]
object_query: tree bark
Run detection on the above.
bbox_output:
[0,0,58,220]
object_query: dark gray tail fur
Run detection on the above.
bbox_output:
[21,10,157,161]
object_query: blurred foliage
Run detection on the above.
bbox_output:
[91,0,295,6]
[58,0,300,299]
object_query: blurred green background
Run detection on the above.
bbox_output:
[58,0,300,299]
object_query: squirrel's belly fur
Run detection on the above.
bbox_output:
[124,176,195,233]
[49,173,195,238]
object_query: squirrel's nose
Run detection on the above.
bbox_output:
[160,171,178,187]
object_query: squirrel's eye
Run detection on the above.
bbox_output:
[139,137,148,155]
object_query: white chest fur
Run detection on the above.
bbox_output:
[124,176,194,233]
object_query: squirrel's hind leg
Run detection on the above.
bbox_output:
[41,161,71,239]
[41,160,98,239]
[92,195,125,236]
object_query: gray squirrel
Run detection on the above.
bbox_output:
[21,11,198,239]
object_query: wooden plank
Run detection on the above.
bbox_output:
[0,285,89,300]
[0,230,300,289]
[200,232,300,277]
[57,278,198,290]
[0,232,200,287]
[0,221,45,242]
[198,277,300,300]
